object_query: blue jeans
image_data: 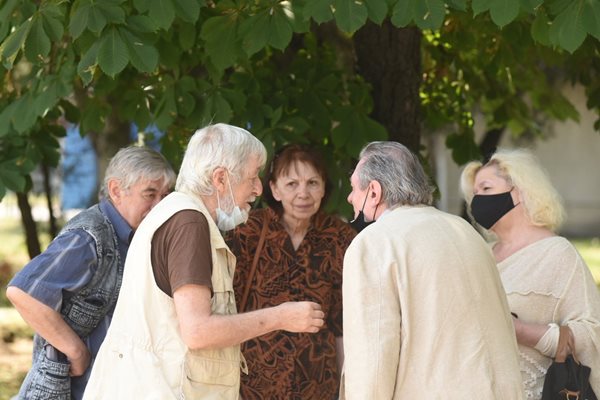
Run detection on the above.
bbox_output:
[18,344,71,399]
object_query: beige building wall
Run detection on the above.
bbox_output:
[432,84,600,237]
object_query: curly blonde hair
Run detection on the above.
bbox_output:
[460,148,565,232]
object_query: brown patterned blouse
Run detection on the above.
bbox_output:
[227,207,356,400]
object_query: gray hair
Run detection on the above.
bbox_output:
[175,123,267,197]
[357,141,434,207]
[101,146,176,197]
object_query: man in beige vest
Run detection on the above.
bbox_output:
[84,124,325,399]
[341,141,524,399]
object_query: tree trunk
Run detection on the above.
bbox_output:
[354,21,422,153]
[41,163,59,238]
[16,191,41,259]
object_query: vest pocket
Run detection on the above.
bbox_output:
[23,347,71,400]
[184,352,238,386]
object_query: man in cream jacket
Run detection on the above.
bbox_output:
[84,124,325,399]
[341,141,524,399]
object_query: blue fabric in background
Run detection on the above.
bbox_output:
[61,124,98,212]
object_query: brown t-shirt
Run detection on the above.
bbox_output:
[151,210,213,297]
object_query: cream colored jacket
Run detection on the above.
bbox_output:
[83,192,243,400]
[341,205,524,400]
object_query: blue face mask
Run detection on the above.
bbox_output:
[470,189,516,229]
[350,192,378,233]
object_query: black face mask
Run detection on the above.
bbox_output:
[350,192,377,233]
[470,189,516,229]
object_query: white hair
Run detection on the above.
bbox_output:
[358,141,434,207]
[175,123,267,197]
[101,146,175,197]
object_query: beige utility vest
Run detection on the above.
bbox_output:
[83,192,244,399]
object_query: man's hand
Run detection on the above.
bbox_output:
[277,301,325,333]
[67,344,91,377]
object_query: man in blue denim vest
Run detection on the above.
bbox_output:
[6,146,175,400]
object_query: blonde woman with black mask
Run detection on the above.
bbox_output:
[461,148,600,399]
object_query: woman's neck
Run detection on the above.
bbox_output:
[492,215,555,262]
[281,214,311,250]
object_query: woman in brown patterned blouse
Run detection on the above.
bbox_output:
[227,144,356,400]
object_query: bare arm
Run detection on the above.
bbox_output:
[512,317,551,347]
[6,286,90,376]
[174,284,325,350]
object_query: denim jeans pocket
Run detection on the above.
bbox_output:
[23,351,71,400]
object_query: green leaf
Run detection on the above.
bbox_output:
[77,42,99,85]
[148,0,176,30]
[41,7,65,41]
[269,3,294,50]
[200,91,233,125]
[365,0,388,24]
[33,79,61,116]
[178,22,196,50]
[531,12,551,45]
[471,0,491,16]
[0,102,18,136]
[0,160,27,192]
[59,99,81,123]
[69,0,91,39]
[133,0,150,13]
[25,16,51,61]
[240,12,270,56]
[120,28,158,73]
[391,0,413,27]
[519,0,543,14]
[334,0,368,34]
[173,0,202,23]
[201,15,241,70]
[0,20,31,68]
[446,0,467,11]
[445,131,480,165]
[413,0,446,30]
[98,0,126,25]
[154,86,177,129]
[97,28,129,77]
[489,0,520,28]
[303,0,334,23]
[0,0,19,42]
[13,94,37,133]
[88,2,109,34]
[176,91,196,117]
[582,0,600,40]
[551,2,587,53]
[126,15,159,33]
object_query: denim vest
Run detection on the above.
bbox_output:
[19,205,122,400]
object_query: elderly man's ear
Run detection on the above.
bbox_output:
[369,180,383,206]
[107,179,124,204]
[211,167,229,194]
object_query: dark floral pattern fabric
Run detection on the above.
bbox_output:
[227,207,356,400]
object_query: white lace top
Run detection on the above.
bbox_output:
[497,236,600,399]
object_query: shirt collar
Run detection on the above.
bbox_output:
[99,198,134,244]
